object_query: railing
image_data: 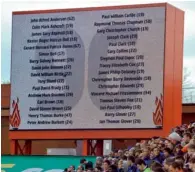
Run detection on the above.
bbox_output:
[182,87,195,104]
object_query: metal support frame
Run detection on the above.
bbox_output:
[10,139,103,156]
[82,139,103,156]
[10,140,32,155]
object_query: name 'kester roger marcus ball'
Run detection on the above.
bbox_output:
[9,4,172,131]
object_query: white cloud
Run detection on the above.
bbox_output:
[184,9,195,39]
[184,56,195,84]
[184,56,195,67]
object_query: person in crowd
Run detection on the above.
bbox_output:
[151,144,158,150]
[152,147,165,164]
[80,158,93,170]
[152,137,160,143]
[135,158,151,172]
[168,132,182,148]
[129,148,136,157]
[63,122,194,172]
[164,148,173,159]
[118,159,125,172]
[109,151,115,158]
[69,165,75,172]
[141,148,151,166]
[140,140,148,150]
[127,156,138,172]
[184,144,195,164]
[150,161,162,172]
[94,166,103,172]
[189,156,195,172]
[77,165,84,171]
[189,139,195,146]
[67,166,74,172]
[192,128,195,136]
[164,140,171,148]
[122,155,128,172]
[183,133,192,145]
[135,149,143,158]
[163,157,175,172]
[175,145,184,156]
[108,157,113,164]
[175,156,185,166]
[125,150,130,157]
[167,143,175,152]
[87,168,94,172]
[96,157,103,168]
[158,144,165,152]
[111,158,118,165]
[169,161,184,172]
[135,143,141,149]
[182,139,195,154]
[109,164,118,172]
[151,167,165,172]
[175,130,183,139]
[118,150,124,159]
[103,160,111,172]
[114,150,119,159]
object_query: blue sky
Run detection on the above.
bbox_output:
[1,0,195,102]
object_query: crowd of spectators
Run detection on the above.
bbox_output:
[64,122,195,172]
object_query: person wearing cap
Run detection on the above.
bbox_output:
[168,132,182,147]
